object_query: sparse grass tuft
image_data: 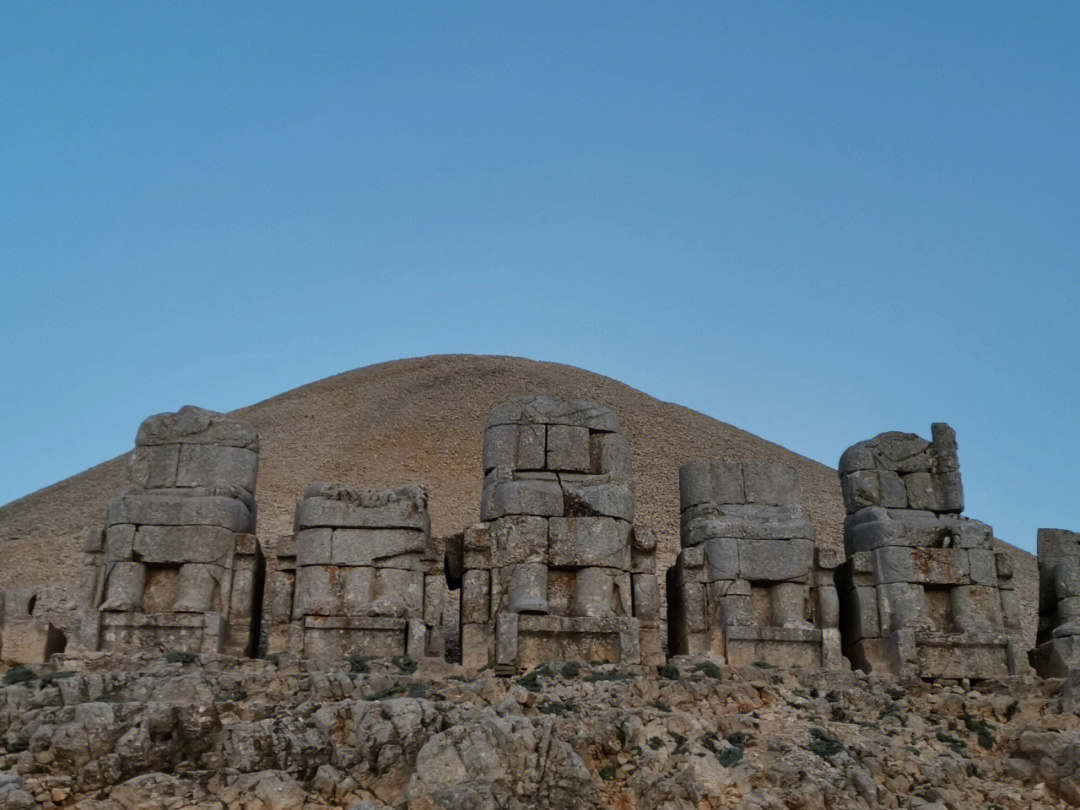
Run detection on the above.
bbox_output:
[2,666,36,686]
[163,650,197,665]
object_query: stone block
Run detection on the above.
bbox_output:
[136,405,258,449]
[0,619,65,665]
[572,567,616,617]
[842,470,880,512]
[682,504,814,544]
[483,423,518,470]
[593,432,632,482]
[332,528,425,567]
[490,516,548,566]
[461,623,492,671]
[482,480,563,520]
[296,528,334,566]
[545,424,591,472]
[107,494,252,532]
[100,563,147,612]
[935,472,964,513]
[683,582,707,632]
[931,423,960,472]
[967,548,998,586]
[548,517,631,569]
[817,585,839,629]
[134,525,235,564]
[995,551,1014,579]
[1038,528,1080,560]
[703,537,739,581]
[485,394,619,432]
[743,462,799,507]
[371,568,423,616]
[904,472,937,511]
[506,562,549,614]
[878,471,908,509]
[871,547,968,586]
[462,569,491,623]
[708,461,746,505]
[294,494,428,531]
[564,483,635,522]
[104,524,136,563]
[128,445,180,489]
[496,612,519,666]
[406,619,427,660]
[679,462,712,510]
[771,582,809,627]
[872,432,933,472]
[294,566,341,617]
[877,582,925,635]
[737,538,813,581]
[951,585,1004,632]
[632,573,659,622]
[176,444,258,493]
[838,444,874,474]
[173,564,223,613]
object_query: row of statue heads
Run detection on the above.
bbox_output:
[4,395,1073,679]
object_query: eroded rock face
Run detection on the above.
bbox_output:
[77,407,264,659]
[836,424,1027,678]
[459,395,661,673]
[667,461,842,669]
[0,653,1076,809]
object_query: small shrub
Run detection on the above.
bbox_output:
[164,650,197,665]
[391,655,417,674]
[405,681,429,699]
[879,702,908,726]
[583,669,635,683]
[599,765,617,781]
[657,663,681,680]
[651,700,670,712]
[517,671,545,692]
[726,732,748,747]
[692,661,723,680]
[717,746,743,767]
[961,713,996,749]
[348,654,370,674]
[648,736,665,750]
[807,728,844,759]
[936,730,966,754]
[751,660,778,670]
[263,653,281,667]
[561,661,581,678]
[539,697,577,716]
[825,690,840,703]
[669,731,688,754]
[1005,702,1020,720]
[830,706,849,723]
[40,670,75,685]
[2,666,36,686]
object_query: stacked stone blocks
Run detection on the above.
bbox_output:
[79,406,264,657]
[0,592,65,666]
[459,395,660,672]
[667,461,842,668]
[836,423,1025,677]
[1033,528,1080,676]
[267,483,444,660]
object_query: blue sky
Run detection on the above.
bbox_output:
[2,2,1077,552]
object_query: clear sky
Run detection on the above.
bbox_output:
[2,2,1077,552]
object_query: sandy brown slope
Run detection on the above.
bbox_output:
[0,353,1036,644]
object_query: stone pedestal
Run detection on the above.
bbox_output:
[78,407,264,657]
[667,461,842,668]
[266,483,446,661]
[458,395,661,674]
[835,423,1027,678]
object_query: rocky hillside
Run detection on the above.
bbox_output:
[0,354,1037,644]
[2,653,1080,809]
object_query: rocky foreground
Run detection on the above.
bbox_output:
[2,654,1080,810]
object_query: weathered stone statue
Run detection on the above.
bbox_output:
[78,406,264,656]
[835,423,1026,677]
[0,591,65,666]
[265,483,446,660]
[1034,528,1080,676]
[456,395,661,673]
[666,461,842,668]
